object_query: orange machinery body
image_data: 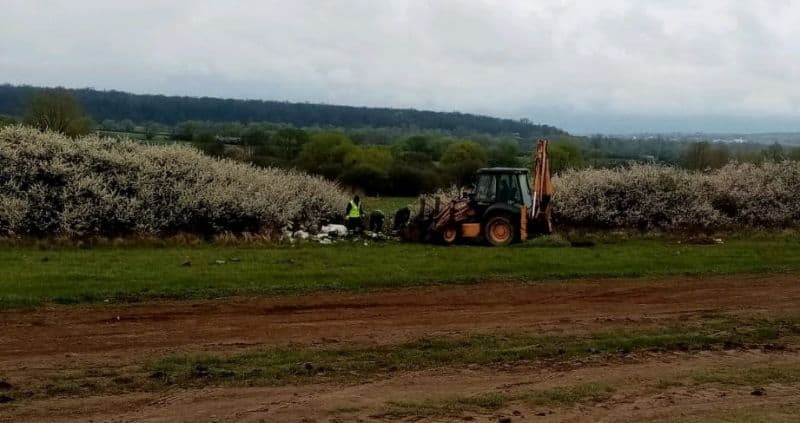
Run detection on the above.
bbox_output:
[405,139,553,246]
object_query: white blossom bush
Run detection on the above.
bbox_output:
[554,162,800,230]
[0,126,348,236]
[411,163,800,231]
[706,161,800,227]
[414,185,464,215]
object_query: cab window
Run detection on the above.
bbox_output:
[518,174,532,207]
[474,174,496,203]
[496,173,521,203]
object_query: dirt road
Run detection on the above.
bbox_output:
[2,273,800,422]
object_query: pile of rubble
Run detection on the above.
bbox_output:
[281,223,391,245]
[281,209,396,245]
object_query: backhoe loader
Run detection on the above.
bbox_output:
[397,139,553,246]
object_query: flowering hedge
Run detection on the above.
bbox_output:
[553,163,800,230]
[0,126,348,236]
[412,163,800,231]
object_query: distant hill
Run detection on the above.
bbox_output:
[0,84,565,138]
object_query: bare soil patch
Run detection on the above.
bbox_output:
[2,273,799,421]
[5,350,800,422]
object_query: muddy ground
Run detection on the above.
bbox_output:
[2,274,800,422]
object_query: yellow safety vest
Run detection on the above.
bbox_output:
[348,200,361,218]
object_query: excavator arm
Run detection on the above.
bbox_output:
[531,139,554,233]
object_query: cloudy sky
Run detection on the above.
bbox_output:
[2,0,799,133]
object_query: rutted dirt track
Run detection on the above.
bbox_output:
[4,274,800,368]
[2,274,800,422]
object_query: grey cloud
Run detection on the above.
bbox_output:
[1,0,799,133]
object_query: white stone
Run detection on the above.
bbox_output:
[322,224,348,237]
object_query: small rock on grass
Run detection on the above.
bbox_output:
[751,387,766,396]
[181,259,192,267]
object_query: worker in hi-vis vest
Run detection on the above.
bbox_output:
[345,195,364,232]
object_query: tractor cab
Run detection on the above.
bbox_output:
[473,168,533,209]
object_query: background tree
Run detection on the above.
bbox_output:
[241,126,271,146]
[120,119,135,132]
[547,142,586,174]
[1,85,566,138]
[764,142,786,162]
[707,143,731,168]
[269,127,310,163]
[339,146,394,195]
[143,122,159,140]
[389,151,441,195]
[399,135,448,161]
[0,114,17,128]
[194,132,225,157]
[296,132,356,179]
[171,121,199,141]
[241,126,273,165]
[23,89,92,137]
[683,142,712,170]
[684,142,732,170]
[440,141,488,185]
[488,140,522,167]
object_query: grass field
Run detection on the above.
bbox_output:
[1,235,798,308]
[364,196,416,215]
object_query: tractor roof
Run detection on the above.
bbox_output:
[477,167,529,175]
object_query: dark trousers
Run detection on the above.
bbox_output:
[346,217,363,232]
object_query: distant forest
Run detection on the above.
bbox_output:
[0,84,564,139]
[3,84,799,196]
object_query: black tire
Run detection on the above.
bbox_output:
[440,225,458,245]
[484,215,515,247]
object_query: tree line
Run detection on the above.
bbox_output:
[177,123,523,195]
[550,135,800,171]
[0,89,523,195]
[0,84,564,139]
[5,88,800,197]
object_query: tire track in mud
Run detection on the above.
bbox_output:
[5,349,800,423]
[2,273,799,370]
